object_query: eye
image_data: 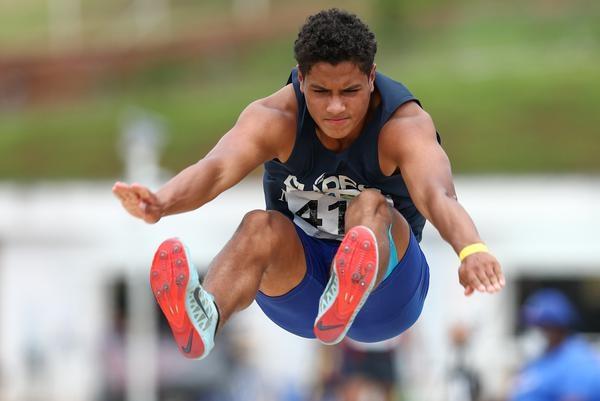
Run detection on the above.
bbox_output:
[343,89,360,94]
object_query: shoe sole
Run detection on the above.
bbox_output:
[150,238,206,359]
[314,226,379,345]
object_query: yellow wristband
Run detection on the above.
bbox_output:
[459,243,489,261]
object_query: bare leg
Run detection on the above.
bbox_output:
[344,189,411,287]
[151,210,307,359]
[202,210,307,328]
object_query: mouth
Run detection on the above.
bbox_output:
[325,117,350,126]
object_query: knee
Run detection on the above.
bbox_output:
[237,210,292,261]
[348,189,389,215]
[239,210,288,238]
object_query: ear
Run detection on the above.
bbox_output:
[297,65,305,93]
[369,64,377,92]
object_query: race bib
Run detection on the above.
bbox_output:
[286,190,358,240]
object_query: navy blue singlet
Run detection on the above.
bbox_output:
[263,68,429,242]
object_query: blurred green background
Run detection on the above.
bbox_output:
[1,0,598,180]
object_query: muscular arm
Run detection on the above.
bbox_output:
[386,108,479,252]
[381,102,504,295]
[113,86,295,222]
[156,99,292,216]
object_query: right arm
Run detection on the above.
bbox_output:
[113,88,296,223]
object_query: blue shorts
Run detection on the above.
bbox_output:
[255,225,430,343]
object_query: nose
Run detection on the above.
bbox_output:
[326,95,346,115]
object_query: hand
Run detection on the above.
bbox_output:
[458,252,505,296]
[112,181,163,224]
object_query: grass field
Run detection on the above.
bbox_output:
[0,1,598,180]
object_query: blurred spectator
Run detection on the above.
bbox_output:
[446,323,481,401]
[509,289,600,401]
[313,337,401,401]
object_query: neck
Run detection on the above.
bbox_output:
[545,328,570,351]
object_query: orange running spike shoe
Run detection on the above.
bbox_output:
[314,225,379,345]
[150,238,219,360]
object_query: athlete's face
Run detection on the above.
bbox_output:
[298,61,375,141]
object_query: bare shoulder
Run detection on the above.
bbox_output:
[378,101,439,174]
[249,84,297,131]
[261,83,298,115]
[381,101,436,142]
[232,84,297,161]
[243,84,297,159]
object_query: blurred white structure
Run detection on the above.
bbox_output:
[0,175,599,401]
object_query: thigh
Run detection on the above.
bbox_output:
[348,230,430,343]
[257,211,311,297]
[255,224,339,338]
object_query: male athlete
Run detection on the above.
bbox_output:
[113,9,505,360]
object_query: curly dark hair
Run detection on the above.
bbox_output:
[294,9,377,76]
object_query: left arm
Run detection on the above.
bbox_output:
[382,102,505,296]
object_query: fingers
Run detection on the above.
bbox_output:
[471,267,503,294]
[113,182,141,208]
[486,267,503,292]
[484,259,505,293]
[131,183,157,204]
[112,183,137,205]
[493,262,506,287]
[112,181,130,200]
[112,181,156,221]
[113,182,152,203]
[477,268,494,292]
[466,270,487,293]
[459,254,505,297]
